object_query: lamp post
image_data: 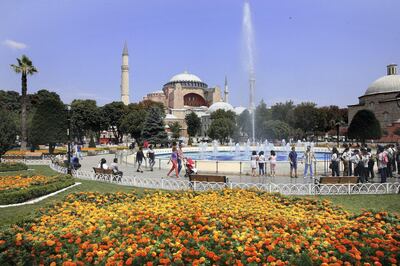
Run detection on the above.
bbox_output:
[335,121,341,147]
[67,105,72,175]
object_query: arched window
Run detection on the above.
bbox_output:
[184,93,208,107]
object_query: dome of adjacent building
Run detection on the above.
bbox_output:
[207,101,234,114]
[364,64,400,96]
[234,106,246,115]
[169,71,202,82]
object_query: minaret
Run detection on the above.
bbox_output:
[224,75,229,103]
[121,42,130,105]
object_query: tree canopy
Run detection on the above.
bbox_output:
[71,99,102,142]
[348,109,382,143]
[0,108,17,158]
[185,112,201,137]
[141,106,168,145]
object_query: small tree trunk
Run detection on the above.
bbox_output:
[20,73,28,150]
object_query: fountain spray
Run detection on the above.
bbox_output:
[243,0,256,142]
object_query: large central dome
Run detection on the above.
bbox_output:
[170,71,202,82]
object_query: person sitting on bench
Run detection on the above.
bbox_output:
[98,158,108,169]
[111,158,123,176]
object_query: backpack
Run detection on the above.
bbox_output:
[383,153,389,164]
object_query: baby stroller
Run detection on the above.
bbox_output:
[184,158,198,177]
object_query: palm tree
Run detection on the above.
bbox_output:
[11,55,38,150]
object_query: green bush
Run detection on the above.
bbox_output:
[0,163,28,172]
[0,175,75,205]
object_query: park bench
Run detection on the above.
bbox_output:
[93,167,122,182]
[318,176,358,184]
[189,174,227,183]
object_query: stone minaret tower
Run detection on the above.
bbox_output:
[121,42,130,105]
[224,75,229,103]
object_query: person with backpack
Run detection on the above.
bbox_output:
[377,145,388,183]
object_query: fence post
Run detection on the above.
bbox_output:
[386,183,389,194]
[159,158,161,170]
[309,183,312,195]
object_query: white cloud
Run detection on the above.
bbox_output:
[3,39,27,50]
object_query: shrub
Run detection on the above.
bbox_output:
[0,163,28,172]
[0,175,75,205]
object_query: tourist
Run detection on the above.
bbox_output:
[288,146,298,178]
[76,144,83,160]
[136,146,144,173]
[386,145,394,178]
[167,146,179,178]
[341,145,351,176]
[111,158,123,176]
[389,144,397,174]
[358,148,369,183]
[98,158,108,169]
[331,147,340,177]
[350,150,361,177]
[268,150,277,177]
[250,151,258,177]
[147,145,155,171]
[177,143,185,174]
[396,143,400,175]
[367,148,375,179]
[302,146,315,178]
[258,151,266,176]
[377,145,388,183]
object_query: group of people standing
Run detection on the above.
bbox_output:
[330,143,400,183]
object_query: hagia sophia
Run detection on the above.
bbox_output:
[119,43,246,138]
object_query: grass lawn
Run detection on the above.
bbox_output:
[0,165,399,228]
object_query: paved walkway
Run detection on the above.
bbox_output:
[79,154,400,184]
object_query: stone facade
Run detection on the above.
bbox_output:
[348,64,400,141]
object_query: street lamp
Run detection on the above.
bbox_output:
[335,121,341,147]
[66,105,72,175]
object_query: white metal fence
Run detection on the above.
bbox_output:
[49,163,400,195]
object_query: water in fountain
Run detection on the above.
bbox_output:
[229,139,235,152]
[245,139,251,157]
[212,140,219,158]
[243,0,256,142]
[199,142,207,159]
[235,143,241,157]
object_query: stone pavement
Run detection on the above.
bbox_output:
[78,154,400,184]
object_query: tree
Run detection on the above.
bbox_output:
[0,90,20,112]
[71,99,101,142]
[208,118,236,144]
[101,101,127,143]
[0,108,17,159]
[30,98,67,153]
[210,109,236,121]
[141,106,168,145]
[271,101,295,125]
[292,102,320,133]
[237,109,252,138]
[119,106,147,142]
[255,100,272,140]
[260,120,292,141]
[10,55,38,150]
[348,109,382,143]
[185,112,201,138]
[169,122,181,140]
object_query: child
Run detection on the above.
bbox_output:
[258,151,265,176]
[269,150,277,177]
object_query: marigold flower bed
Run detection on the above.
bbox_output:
[0,175,75,205]
[0,190,399,265]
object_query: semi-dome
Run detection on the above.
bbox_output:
[170,71,202,82]
[207,101,234,114]
[364,64,400,95]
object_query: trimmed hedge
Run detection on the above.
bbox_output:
[0,163,28,172]
[0,175,75,205]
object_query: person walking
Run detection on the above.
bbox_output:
[268,150,277,177]
[167,146,179,178]
[331,147,340,177]
[147,145,156,171]
[136,146,144,173]
[377,146,388,183]
[302,146,315,178]
[177,143,185,175]
[258,151,266,176]
[288,146,298,178]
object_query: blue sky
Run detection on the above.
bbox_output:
[1,0,399,107]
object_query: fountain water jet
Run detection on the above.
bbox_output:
[243,0,256,142]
